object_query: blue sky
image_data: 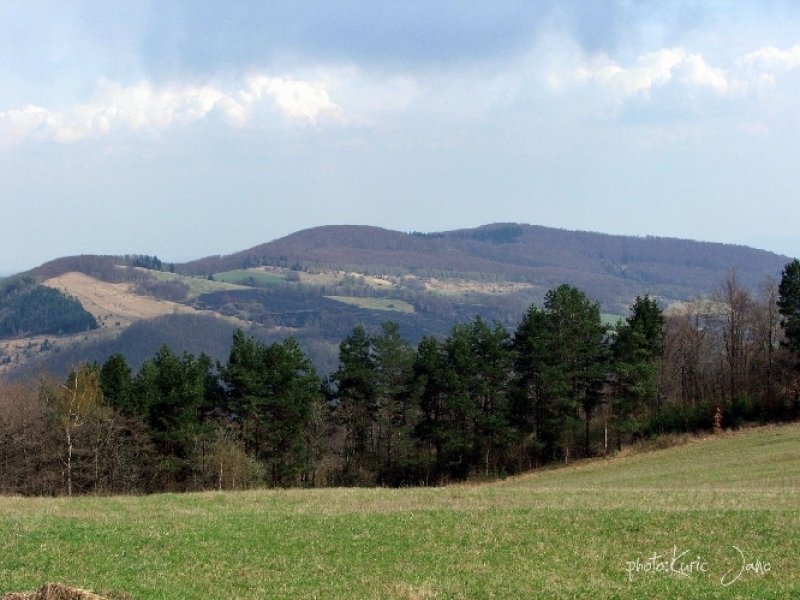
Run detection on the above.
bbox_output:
[2,1,800,274]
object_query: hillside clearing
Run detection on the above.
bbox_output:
[0,272,253,374]
[325,295,416,313]
[422,276,536,295]
[213,269,288,286]
[1,425,798,599]
[141,269,249,299]
[42,272,199,328]
[41,272,249,330]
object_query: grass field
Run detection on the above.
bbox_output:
[2,426,799,599]
[213,270,288,286]
[145,271,249,299]
[325,296,416,313]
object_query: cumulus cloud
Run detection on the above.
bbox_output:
[684,54,749,95]
[0,105,57,147]
[570,48,684,97]
[559,47,746,100]
[0,75,343,148]
[549,40,800,115]
[741,44,800,70]
[247,75,343,123]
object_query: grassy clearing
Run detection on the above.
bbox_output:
[2,425,799,599]
[298,270,396,289]
[145,271,249,299]
[213,270,288,286]
[325,296,416,313]
[41,272,209,328]
[422,278,535,296]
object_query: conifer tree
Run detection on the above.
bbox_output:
[371,321,417,484]
[612,295,665,448]
[331,325,379,478]
[513,285,607,461]
[778,259,800,365]
[221,330,322,486]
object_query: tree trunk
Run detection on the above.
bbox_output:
[66,428,73,497]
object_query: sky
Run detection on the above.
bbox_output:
[2,1,800,275]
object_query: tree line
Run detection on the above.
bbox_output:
[2,260,800,495]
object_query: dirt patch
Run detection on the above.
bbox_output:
[1,583,107,600]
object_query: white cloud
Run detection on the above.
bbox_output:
[0,105,57,147]
[554,47,746,101]
[742,44,800,70]
[0,74,343,148]
[247,75,343,123]
[572,48,685,97]
[681,54,745,95]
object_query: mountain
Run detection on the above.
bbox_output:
[0,223,790,379]
[182,223,788,308]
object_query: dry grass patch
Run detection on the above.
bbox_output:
[42,272,197,328]
[295,269,397,289]
[41,271,249,330]
[422,277,535,295]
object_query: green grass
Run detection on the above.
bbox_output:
[2,425,800,598]
[145,271,250,299]
[601,313,625,326]
[325,296,416,313]
[213,270,287,286]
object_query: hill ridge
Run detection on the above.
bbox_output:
[2,222,791,379]
[178,222,789,303]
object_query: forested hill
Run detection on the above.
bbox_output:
[2,222,790,380]
[180,223,789,308]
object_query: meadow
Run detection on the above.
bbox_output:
[145,271,250,299]
[325,296,416,313]
[2,425,799,599]
[211,271,287,287]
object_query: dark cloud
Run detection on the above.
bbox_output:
[136,1,724,79]
[555,1,713,55]
[138,1,554,76]
[559,0,631,54]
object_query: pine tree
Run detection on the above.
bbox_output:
[220,330,322,486]
[99,353,133,415]
[331,325,379,478]
[612,295,665,448]
[513,285,608,461]
[413,335,450,481]
[371,321,417,485]
[135,345,211,482]
[778,259,800,365]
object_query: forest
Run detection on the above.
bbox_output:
[0,281,98,338]
[1,259,799,496]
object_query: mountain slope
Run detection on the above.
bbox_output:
[1,223,791,379]
[181,223,789,311]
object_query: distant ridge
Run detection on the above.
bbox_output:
[3,222,789,379]
[179,223,789,310]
